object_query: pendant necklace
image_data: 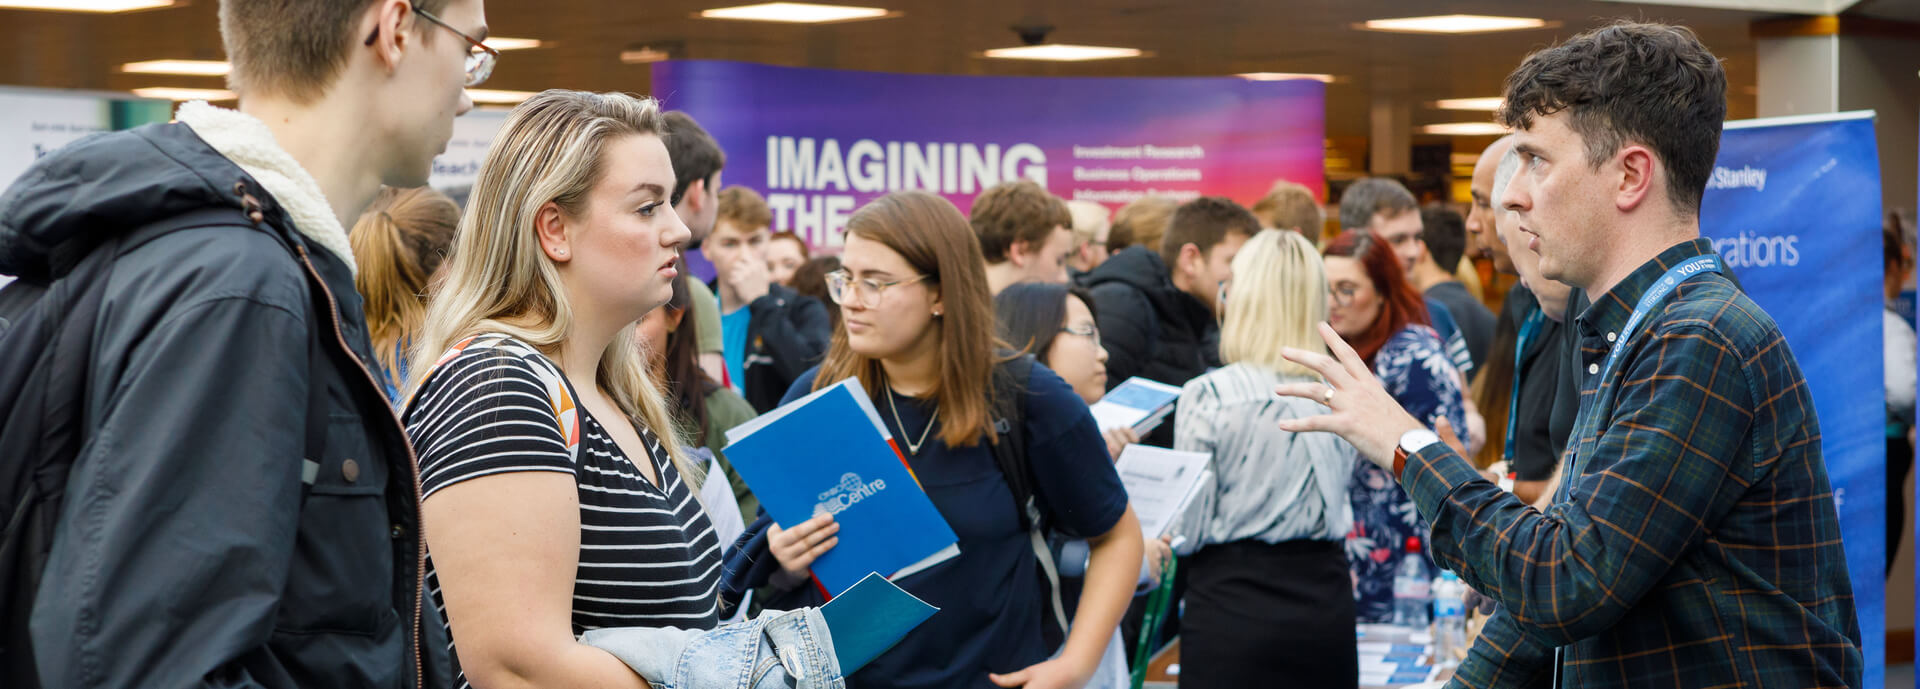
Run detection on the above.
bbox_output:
[887,387,939,456]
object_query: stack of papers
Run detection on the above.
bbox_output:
[1114,445,1212,539]
[1090,377,1183,436]
[724,377,960,595]
[1357,641,1439,686]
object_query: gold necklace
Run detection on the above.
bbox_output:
[886,388,939,456]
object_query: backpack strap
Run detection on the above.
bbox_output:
[299,311,328,487]
[1,206,259,687]
[406,334,581,463]
[986,354,1069,638]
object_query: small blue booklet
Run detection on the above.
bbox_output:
[819,572,939,674]
[724,377,960,596]
[1089,377,1183,435]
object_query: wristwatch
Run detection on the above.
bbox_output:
[1392,428,1441,479]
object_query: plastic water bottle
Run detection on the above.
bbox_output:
[1433,570,1467,665]
[1392,537,1431,629]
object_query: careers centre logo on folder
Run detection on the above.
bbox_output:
[816,472,889,517]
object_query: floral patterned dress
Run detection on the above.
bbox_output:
[1348,325,1468,623]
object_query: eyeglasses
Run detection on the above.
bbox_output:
[1330,283,1362,307]
[1060,324,1101,347]
[825,270,930,309]
[363,3,500,87]
[1381,231,1423,248]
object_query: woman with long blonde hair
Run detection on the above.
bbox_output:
[400,90,716,689]
[1167,230,1357,687]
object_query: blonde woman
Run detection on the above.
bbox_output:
[1168,230,1358,688]
[401,91,717,689]
[349,185,460,406]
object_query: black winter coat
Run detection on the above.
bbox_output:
[1080,246,1221,447]
[0,123,450,689]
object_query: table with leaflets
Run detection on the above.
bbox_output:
[1355,624,1454,688]
[1138,625,1455,688]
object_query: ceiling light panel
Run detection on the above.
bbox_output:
[699,2,891,23]
[1417,122,1510,136]
[0,0,174,11]
[466,89,540,104]
[131,87,236,101]
[1361,15,1548,34]
[983,44,1144,62]
[1432,97,1504,111]
[121,60,231,76]
[1237,72,1336,83]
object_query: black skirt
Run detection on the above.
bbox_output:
[1178,539,1357,689]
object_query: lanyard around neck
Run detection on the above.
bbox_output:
[1503,306,1548,465]
[1551,253,1721,689]
[1598,255,1722,384]
[1555,254,1722,507]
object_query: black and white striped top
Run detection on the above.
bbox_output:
[404,336,721,687]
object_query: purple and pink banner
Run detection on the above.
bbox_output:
[651,60,1325,256]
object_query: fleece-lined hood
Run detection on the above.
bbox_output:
[0,102,352,283]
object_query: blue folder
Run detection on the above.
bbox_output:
[724,377,960,596]
[819,572,939,674]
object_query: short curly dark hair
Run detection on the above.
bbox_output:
[1497,21,1726,216]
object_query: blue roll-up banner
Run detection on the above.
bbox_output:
[1702,111,1883,686]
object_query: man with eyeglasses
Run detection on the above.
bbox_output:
[0,1,487,687]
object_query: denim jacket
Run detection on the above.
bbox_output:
[581,607,843,689]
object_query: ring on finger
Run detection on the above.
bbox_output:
[1321,387,1335,406]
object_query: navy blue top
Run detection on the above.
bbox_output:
[781,362,1130,689]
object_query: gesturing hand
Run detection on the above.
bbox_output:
[768,513,838,588]
[1272,322,1426,470]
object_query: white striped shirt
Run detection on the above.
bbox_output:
[1169,363,1357,552]
[405,340,720,688]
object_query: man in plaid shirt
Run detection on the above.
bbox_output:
[1275,21,1863,688]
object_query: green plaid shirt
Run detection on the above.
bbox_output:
[1400,239,1862,688]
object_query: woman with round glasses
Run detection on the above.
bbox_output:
[992,281,1176,689]
[753,190,1145,689]
[1320,230,1466,624]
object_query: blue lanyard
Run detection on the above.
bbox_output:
[1598,255,1721,384]
[1551,253,1720,688]
[1555,254,1722,504]
[1504,306,1546,466]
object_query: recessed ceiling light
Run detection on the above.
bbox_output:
[699,2,891,23]
[0,0,174,11]
[1237,72,1335,83]
[485,38,543,51]
[466,89,540,104]
[621,47,674,64]
[983,44,1144,62]
[132,87,236,101]
[1360,15,1548,35]
[1418,122,1509,136]
[122,59,231,76]
[1431,97,1504,111]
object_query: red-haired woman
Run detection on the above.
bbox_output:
[1321,230,1468,623]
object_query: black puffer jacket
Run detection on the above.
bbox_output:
[0,123,449,689]
[1081,246,1221,447]
[739,283,832,413]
